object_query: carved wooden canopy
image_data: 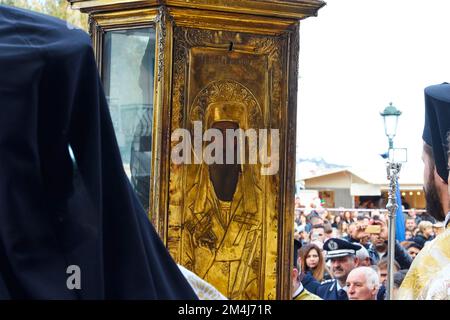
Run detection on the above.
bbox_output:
[68,0,326,20]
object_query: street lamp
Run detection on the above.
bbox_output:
[380,102,402,150]
[380,102,402,301]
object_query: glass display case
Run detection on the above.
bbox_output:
[102,28,156,212]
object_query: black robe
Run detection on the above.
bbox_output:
[0,5,197,299]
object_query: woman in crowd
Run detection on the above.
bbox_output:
[300,243,331,282]
[300,213,307,226]
[331,214,342,229]
[321,210,333,222]
[343,210,354,224]
[341,221,349,237]
[411,221,435,247]
[405,230,413,240]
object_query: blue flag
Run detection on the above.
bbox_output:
[395,178,406,242]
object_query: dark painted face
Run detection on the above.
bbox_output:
[208,121,240,202]
[210,121,239,164]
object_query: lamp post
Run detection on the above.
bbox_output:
[380,102,402,300]
[381,102,402,152]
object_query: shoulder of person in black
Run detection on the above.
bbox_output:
[0,5,197,299]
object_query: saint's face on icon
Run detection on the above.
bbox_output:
[208,120,240,202]
[209,120,239,163]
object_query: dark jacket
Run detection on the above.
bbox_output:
[302,271,320,294]
[411,234,433,248]
[302,274,347,300]
[377,285,386,300]
[370,240,412,270]
[0,5,197,299]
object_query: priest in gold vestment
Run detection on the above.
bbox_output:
[397,83,450,300]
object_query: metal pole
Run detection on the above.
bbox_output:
[385,162,401,300]
[389,138,394,150]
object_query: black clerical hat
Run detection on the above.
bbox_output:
[423,82,450,183]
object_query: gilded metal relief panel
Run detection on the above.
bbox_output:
[168,26,286,300]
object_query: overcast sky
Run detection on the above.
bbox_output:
[297,0,450,173]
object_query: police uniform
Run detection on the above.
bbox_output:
[302,238,361,300]
[313,278,348,300]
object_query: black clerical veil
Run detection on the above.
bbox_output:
[0,5,197,299]
[423,82,450,183]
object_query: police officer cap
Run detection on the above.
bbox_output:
[323,238,360,259]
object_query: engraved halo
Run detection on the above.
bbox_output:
[189,79,263,130]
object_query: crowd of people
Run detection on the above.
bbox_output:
[292,201,445,300]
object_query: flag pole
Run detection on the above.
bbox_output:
[385,161,401,300]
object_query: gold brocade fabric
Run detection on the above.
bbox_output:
[293,288,322,301]
[397,226,450,300]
